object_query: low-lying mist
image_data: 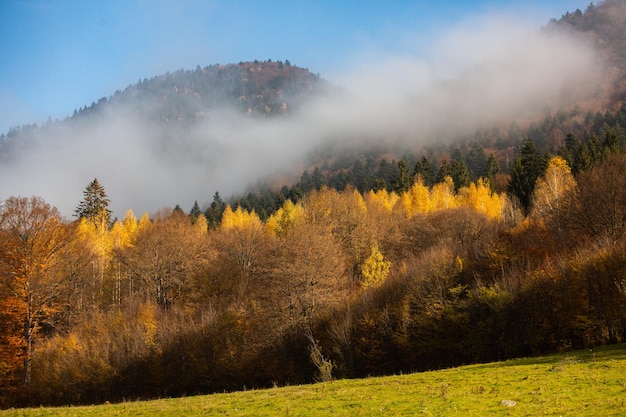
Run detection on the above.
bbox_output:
[0,13,604,219]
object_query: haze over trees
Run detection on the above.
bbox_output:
[2,0,626,409]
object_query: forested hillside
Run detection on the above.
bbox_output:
[2,0,626,409]
[0,59,325,163]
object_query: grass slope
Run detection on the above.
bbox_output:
[3,344,625,416]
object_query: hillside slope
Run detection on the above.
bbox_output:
[3,344,624,416]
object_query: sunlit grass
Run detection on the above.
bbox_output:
[3,344,625,416]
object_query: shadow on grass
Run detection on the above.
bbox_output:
[461,343,626,371]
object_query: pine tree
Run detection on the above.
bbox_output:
[414,156,436,187]
[205,191,226,229]
[74,178,112,226]
[299,170,313,194]
[507,157,532,215]
[466,142,488,179]
[602,127,620,156]
[189,200,202,222]
[451,160,470,191]
[311,166,326,191]
[393,160,412,194]
[575,141,592,173]
[437,159,452,183]
[507,138,546,215]
[486,154,500,191]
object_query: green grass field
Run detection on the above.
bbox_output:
[3,344,625,416]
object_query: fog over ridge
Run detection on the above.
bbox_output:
[0,13,604,219]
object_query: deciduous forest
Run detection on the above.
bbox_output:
[2,0,626,408]
[2,133,626,406]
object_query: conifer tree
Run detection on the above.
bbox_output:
[437,159,452,183]
[311,166,326,191]
[393,160,412,194]
[466,142,488,179]
[414,156,436,187]
[507,138,546,215]
[486,153,500,191]
[451,160,470,191]
[189,200,202,222]
[75,178,112,225]
[205,191,226,229]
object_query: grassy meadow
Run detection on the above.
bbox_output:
[2,344,625,416]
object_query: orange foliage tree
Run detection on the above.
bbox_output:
[0,197,71,386]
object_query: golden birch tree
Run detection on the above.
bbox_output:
[531,156,577,237]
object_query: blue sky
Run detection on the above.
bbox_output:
[0,0,591,135]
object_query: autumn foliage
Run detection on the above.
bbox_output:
[1,154,626,407]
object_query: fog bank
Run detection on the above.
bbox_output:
[0,14,603,218]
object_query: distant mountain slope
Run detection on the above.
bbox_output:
[83,60,327,121]
[0,60,327,161]
[550,0,626,104]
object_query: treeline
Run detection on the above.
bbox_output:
[229,103,626,220]
[2,148,626,407]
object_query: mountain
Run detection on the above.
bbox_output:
[80,60,326,122]
[551,0,626,104]
[0,60,327,160]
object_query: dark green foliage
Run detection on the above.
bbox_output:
[392,160,412,194]
[507,156,533,214]
[486,154,500,191]
[378,159,399,191]
[437,159,452,183]
[311,166,326,191]
[189,200,202,221]
[602,126,621,156]
[451,160,470,191]
[466,142,488,179]
[351,160,367,192]
[299,170,313,194]
[414,156,436,187]
[74,178,112,225]
[507,138,546,214]
[205,191,226,229]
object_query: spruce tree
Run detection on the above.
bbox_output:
[311,166,326,191]
[451,160,470,191]
[486,153,500,191]
[205,191,226,229]
[393,160,412,194]
[507,138,547,215]
[74,178,112,225]
[507,156,532,213]
[466,142,488,179]
[414,156,436,187]
[189,200,202,221]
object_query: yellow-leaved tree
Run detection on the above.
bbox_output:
[361,243,392,289]
[194,213,208,236]
[75,214,113,306]
[266,199,304,236]
[364,189,399,213]
[216,205,267,298]
[457,178,504,220]
[531,156,577,237]
[431,176,458,211]
[401,176,432,218]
